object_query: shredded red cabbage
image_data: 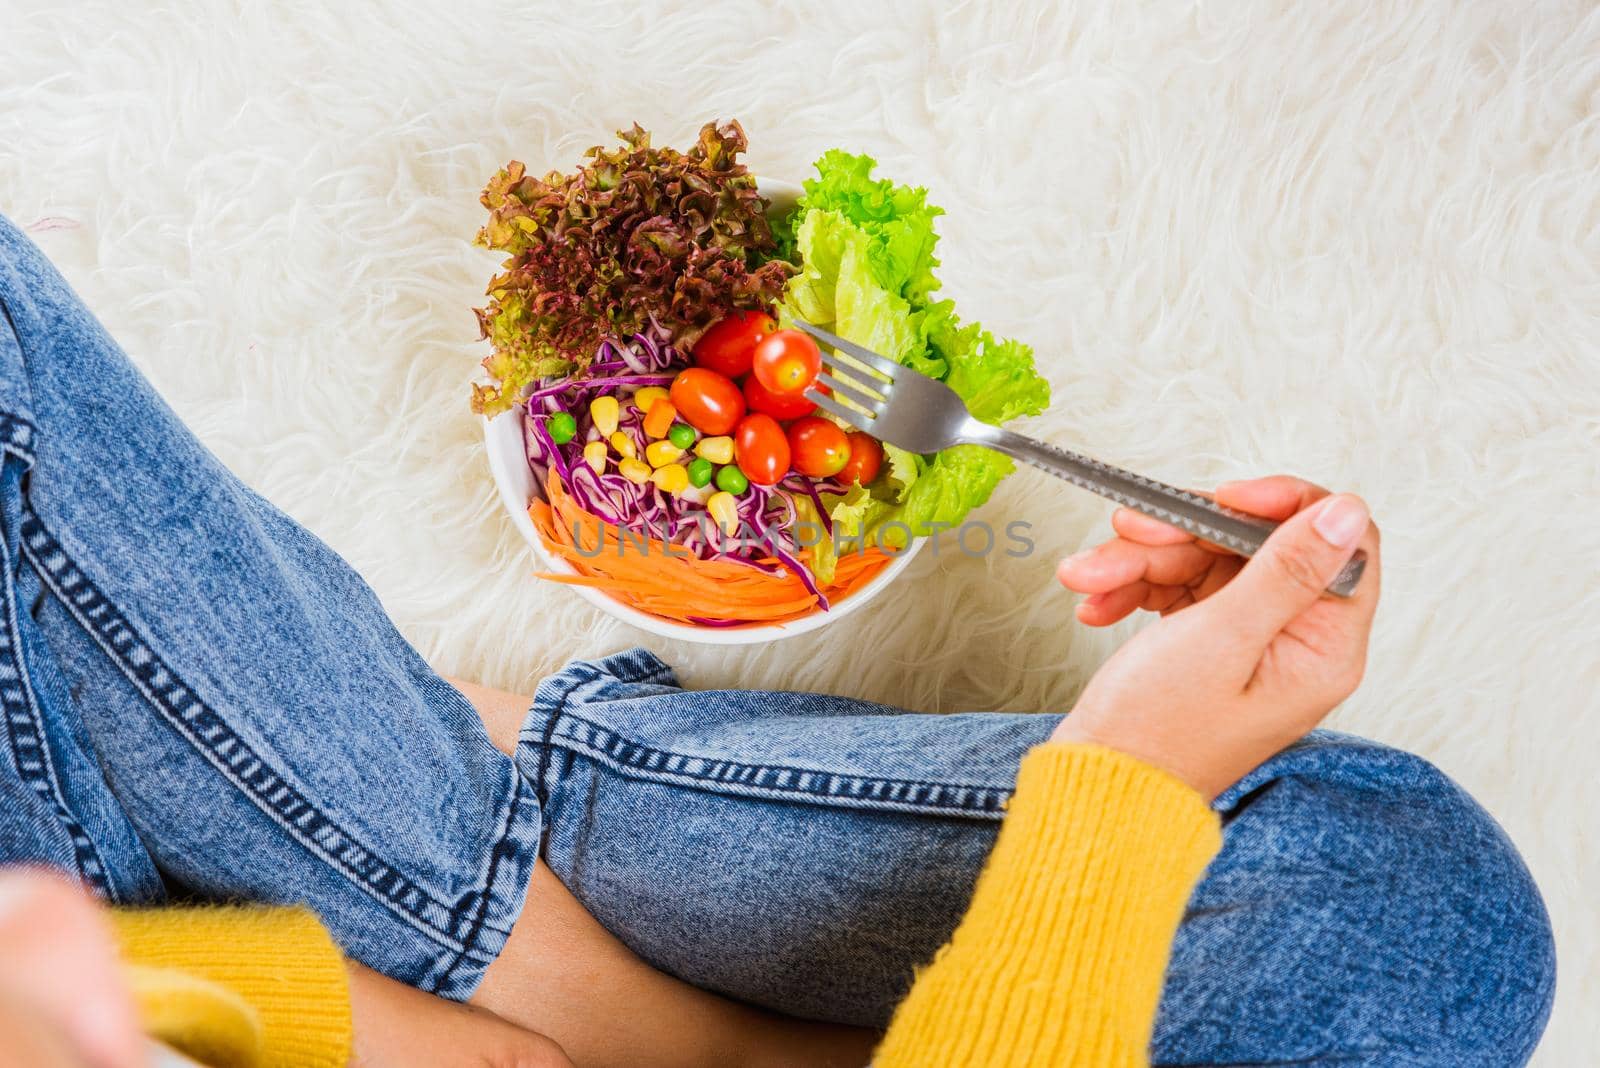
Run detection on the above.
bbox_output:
[522,330,841,610]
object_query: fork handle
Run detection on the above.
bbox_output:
[979,427,1365,597]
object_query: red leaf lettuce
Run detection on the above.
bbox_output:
[471,121,793,414]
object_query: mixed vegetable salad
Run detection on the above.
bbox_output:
[472,121,1050,626]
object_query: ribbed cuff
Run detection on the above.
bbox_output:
[875,744,1221,1068]
[122,964,261,1068]
[113,906,352,1068]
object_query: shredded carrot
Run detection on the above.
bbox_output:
[528,473,894,627]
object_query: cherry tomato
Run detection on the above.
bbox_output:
[751,329,822,396]
[732,414,790,486]
[837,432,883,485]
[743,371,818,420]
[786,417,850,478]
[692,311,775,379]
[670,368,746,436]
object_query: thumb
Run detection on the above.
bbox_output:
[1209,494,1370,644]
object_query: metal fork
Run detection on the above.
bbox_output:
[795,320,1365,597]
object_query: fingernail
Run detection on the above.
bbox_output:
[1312,495,1368,549]
[1061,550,1090,568]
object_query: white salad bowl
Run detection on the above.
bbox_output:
[481,177,924,645]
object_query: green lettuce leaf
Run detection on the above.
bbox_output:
[889,445,1014,540]
[879,443,921,502]
[812,485,890,584]
[781,210,935,374]
[781,149,943,305]
[823,445,1009,548]
[792,495,835,586]
[786,149,1052,546]
[944,336,1050,425]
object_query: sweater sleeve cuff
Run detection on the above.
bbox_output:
[875,742,1222,1068]
[1011,742,1222,891]
[112,906,352,1068]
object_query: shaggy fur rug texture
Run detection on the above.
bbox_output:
[2,0,1595,1059]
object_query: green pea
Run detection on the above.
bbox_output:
[546,411,577,445]
[715,464,750,495]
[686,457,714,488]
[667,423,696,450]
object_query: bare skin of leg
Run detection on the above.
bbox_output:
[447,677,879,1068]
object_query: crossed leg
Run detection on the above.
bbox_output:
[455,672,876,1068]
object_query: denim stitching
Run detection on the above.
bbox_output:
[526,663,601,809]
[2,364,104,890]
[0,295,39,462]
[549,710,1011,817]
[18,507,501,960]
[0,413,37,467]
[585,647,676,685]
[434,782,524,991]
[0,535,113,896]
[520,655,662,817]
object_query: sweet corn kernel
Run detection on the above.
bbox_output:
[608,431,637,459]
[645,440,684,467]
[590,396,620,436]
[695,435,734,464]
[633,386,670,412]
[582,440,607,474]
[618,458,651,484]
[650,464,689,494]
[643,398,677,439]
[707,491,739,535]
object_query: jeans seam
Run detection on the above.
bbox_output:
[0,529,113,896]
[18,505,492,954]
[525,663,599,809]
[434,780,527,993]
[548,709,1012,817]
[0,294,39,459]
[518,652,680,799]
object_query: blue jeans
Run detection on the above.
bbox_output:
[0,213,1554,1065]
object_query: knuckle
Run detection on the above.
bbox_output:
[1295,476,1331,499]
[1268,543,1329,595]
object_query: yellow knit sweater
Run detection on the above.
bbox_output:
[112,906,352,1067]
[875,744,1221,1066]
[112,744,1219,1068]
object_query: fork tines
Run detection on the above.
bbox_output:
[794,318,895,428]
[793,319,902,378]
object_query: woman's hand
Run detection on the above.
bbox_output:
[1051,476,1380,801]
[0,870,144,1068]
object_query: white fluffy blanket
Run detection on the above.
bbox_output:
[2,0,1594,1058]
